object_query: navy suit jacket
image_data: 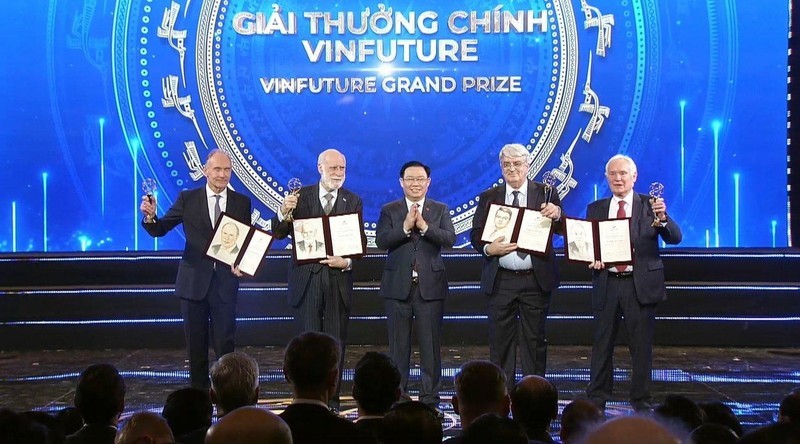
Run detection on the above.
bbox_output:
[142,187,252,302]
[470,181,563,295]
[586,192,682,309]
[375,198,456,301]
[280,404,375,444]
[271,184,363,308]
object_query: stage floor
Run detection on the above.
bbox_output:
[1,345,797,438]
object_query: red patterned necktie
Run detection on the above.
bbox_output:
[617,200,626,219]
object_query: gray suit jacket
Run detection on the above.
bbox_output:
[270,184,363,308]
[143,187,251,302]
[586,192,682,309]
[470,181,563,295]
[375,198,456,301]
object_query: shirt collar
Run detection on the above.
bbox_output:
[506,183,527,199]
[406,197,425,210]
[206,184,228,198]
[318,184,339,200]
[291,398,331,409]
[612,190,634,207]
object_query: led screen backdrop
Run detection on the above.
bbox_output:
[0,0,789,252]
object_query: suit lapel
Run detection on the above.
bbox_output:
[197,188,214,231]
[630,193,643,246]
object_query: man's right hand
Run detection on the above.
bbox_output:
[403,204,418,232]
[281,194,298,218]
[486,236,518,256]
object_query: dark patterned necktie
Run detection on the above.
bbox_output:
[323,193,334,215]
[511,191,526,260]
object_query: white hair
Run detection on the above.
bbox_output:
[498,143,529,160]
[605,154,637,175]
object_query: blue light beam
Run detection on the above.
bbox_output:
[712,120,722,247]
[734,173,740,247]
[42,172,48,252]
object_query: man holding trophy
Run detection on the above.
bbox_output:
[585,154,682,412]
[140,149,252,390]
[270,148,363,410]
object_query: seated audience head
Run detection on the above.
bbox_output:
[688,423,738,444]
[780,390,800,424]
[653,394,706,436]
[509,375,558,439]
[697,401,742,437]
[283,331,340,400]
[352,351,402,416]
[74,363,126,426]
[0,408,51,444]
[737,422,800,444]
[452,360,510,430]
[209,351,260,417]
[584,415,680,444]
[381,401,442,444]
[462,413,528,444]
[161,387,212,438]
[559,399,604,444]
[205,406,292,444]
[115,412,173,444]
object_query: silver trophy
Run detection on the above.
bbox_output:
[542,171,556,204]
[285,178,302,222]
[648,181,665,227]
[142,178,157,203]
[141,178,158,223]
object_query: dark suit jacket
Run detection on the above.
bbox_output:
[142,187,252,302]
[375,198,456,301]
[586,192,682,309]
[65,424,117,444]
[270,184,363,308]
[470,182,563,295]
[280,403,375,444]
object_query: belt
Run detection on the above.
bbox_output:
[498,267,533,275]
[608,270,633,278]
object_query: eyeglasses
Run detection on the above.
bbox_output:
[501,161,527,170]
[403,177,429,184]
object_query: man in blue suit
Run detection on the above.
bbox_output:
[585,154,682,412]
[376,160,456,410]
[140,149,252,389]
[470,143,563,390]
[271,148,362,409]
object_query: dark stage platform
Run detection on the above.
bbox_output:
[1,249,798,438]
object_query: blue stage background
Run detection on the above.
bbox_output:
[0,0,789,252]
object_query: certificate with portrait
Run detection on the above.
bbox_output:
[480,203,554,256]
[205,213,275,276]
[563,217,633,265]
[292,211,366,265]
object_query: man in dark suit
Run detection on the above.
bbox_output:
[470,143,563,390]
[66,363,126,444]
[140,149,252,389]
[375,160,456,410]
[280,331,375,444]
[271,148,363,409]
[585,154,682,412]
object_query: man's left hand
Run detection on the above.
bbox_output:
[321,255,348,269]
[540,202,561,220]
[231,265,244,277]
[414,213,429,232]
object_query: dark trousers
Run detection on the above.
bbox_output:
[296,267,350,408]
[586,275,656,410]
[180,273,237,390]
[488,269,551,389]
[385,283,444,408]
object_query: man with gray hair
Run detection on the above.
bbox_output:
[585,154,682,412]
[470,143,564,389]
[210,351,260,417]
[447,360,510,442]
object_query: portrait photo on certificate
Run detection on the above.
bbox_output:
[564,218,596,263]
[292,211,366,265]
[205,213,274,275]
[563,217,633,265]
[481,203,520,244]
